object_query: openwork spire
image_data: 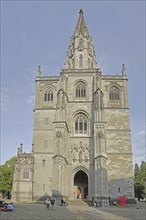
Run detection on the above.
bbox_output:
[74,9,90,38]
[64,9,97,70]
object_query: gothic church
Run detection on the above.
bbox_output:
[12,10,134,204]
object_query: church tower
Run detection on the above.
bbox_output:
[12,10,134,205]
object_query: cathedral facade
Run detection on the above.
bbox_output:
[12,10,134,204]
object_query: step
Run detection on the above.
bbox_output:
[68,199,93,207]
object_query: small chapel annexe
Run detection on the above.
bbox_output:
[12,9,134,205]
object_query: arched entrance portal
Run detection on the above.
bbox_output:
[74,170,88,199]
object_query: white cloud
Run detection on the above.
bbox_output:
[132,128,146,165]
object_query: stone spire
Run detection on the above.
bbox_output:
[74,9,90,38]
[64,9,97,70]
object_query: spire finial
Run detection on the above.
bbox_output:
[37,65,41,76]
[79,9,83,14]
[122,64,126,75]
[20,143,23,153]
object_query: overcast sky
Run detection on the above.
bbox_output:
[1,1,145,166]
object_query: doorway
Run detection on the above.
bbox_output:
[74,170,88,199]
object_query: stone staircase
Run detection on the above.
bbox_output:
[68,199,92,207]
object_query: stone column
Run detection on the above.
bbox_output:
[94,122,109,206]
[94,156,109,206]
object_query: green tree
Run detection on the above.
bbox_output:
[134,161,146,200]
[0,156,16,198]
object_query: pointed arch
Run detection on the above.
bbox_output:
[73,112,89,135]
[72,166,90,180]
[44,88,53,101]
[23,165,30,179]
[109,85,120,100]
[75,81,86,98]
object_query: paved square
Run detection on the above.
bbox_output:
[0,203,145,220]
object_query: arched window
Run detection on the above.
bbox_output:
[79,54,83,67]
[76,83,86,98]
[75,114,88,134]
[109,86,120,100]
[23,166,29,179]
[44,89,53,101]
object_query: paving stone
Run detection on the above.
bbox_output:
[0,203,145,220]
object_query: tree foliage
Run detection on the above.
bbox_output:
[134,161,146,200]
[0,157,16,193]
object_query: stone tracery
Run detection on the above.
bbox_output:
[72,142,89,163]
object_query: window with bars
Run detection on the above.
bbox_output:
[109,86,120,100]
[76,83,86,98]
[23,167,29,179]
[44,89,53,101]
[75,114,88,134]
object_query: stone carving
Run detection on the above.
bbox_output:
[55,129,64,155]
[96,157,107,169]
[122,64,126,75]
[84,149,89,162]
[56,131,63,138]
[57,90,66,111]
[94,89,104,110]
[73,150,78,162]
[72,143,89,163]
[79,141,82,147]
[96,159,101,167]
[79,150,83,163]
[54,156,64,165]
[101,158,107,168]
[95,125,106,154]
[97,131,103,139]
[37,66,41,76]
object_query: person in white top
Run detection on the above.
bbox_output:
[45,198,51,209]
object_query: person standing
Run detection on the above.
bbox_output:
[50,198,55,209]
[45,198,51,209]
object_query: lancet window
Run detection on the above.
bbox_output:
[44,89,53,101]
[76,82,86,98]
[109,86,120,100]
[23,166,29,179]
[74,114,88,135]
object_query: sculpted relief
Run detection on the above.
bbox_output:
[72,142,89,163]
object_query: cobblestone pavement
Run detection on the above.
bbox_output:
[0,203,145,220]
